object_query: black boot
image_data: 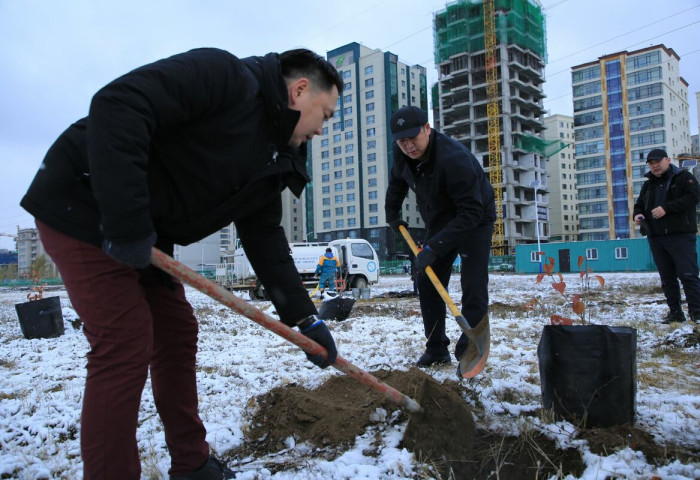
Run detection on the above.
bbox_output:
[170,457,235,480]
[661,309,686,324]
[416,350,451,367]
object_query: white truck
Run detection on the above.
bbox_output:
[218,238,380,300]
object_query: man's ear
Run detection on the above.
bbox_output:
[288,78,310,105]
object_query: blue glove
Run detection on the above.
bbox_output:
[388,219,408,233]
[102,232,157,269]
[415,245,438,272]
[297,315,337,368]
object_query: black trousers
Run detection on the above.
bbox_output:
[417,221,493,355]
[648,233,700,313]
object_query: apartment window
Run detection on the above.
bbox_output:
[323,221,331,229]
[344,106,352,115]
[343,82,352,90]
[369,203,378,212]
[401,80,406,87]
[334,171,342,179]
[365,90,374,99]
[366,102,375,111]
[364,65,373,75]
[322,197,330,206]
[343,94,352,103]
[333,134,341,143]
[368,165,377,174]
[368,179,377,187]
[321,139,329,147]
[333,147,341,155]
[335,207,344,215]
[321,151,329,159]
[335,195,343,204]
[368,190,378,199]
[367,115,375,124]
[322,126,328,135]
[333,122,341,131]
[346,168,355,177]
[346,180,355,189]
[322,209,330,218]
[346,194,355,203]
[615,247,628,260]
[322,186,330,194]
[586,248,599,260]
[367,153,376,162]
[345,156,354,165]
[348,218,356,227]
[347,204,356,212]
[345,144,354,153]
[336,219,344,228]
[367,140,376,149]
[321,162,329,171]
[334,158,342,167]
[367,128,376,137]
[345,131,354,140]
[369,216,378,225]
[342,70,351,79]
[334,183,343,191]
[321,174,329,182]
[365,78,374,87]
[344,118,353,128]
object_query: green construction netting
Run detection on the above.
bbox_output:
[517,134,568,158]
[434,0,546,64]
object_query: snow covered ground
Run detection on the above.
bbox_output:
[0,272,698,479]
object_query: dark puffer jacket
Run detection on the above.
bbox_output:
[385,130,496,256]
[20,48,317,325]
[633,163,700,236]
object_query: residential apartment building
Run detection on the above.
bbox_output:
[572,44,691,240]
[434,0,549,251]
[17,227,57,277]
[308,42,428,258]
[174,223,236,271]
[543,114,578,241]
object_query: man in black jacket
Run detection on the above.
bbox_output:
[21,48,341,480]
[633,149,700,324]
[385,106,495,371]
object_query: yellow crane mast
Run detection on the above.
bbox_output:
[483,0,506,255]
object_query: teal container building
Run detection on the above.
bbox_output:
[515,237,700,274]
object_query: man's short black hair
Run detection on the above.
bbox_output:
[326,247,332,253]
[280,49,344,95]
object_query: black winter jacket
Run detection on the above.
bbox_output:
[633,164,700,236]
[21,48,317,325]
[385,130,496,257]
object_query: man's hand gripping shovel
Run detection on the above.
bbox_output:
[399,225,490,378]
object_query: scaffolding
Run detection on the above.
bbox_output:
[434,0,546,64]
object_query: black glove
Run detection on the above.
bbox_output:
[102,232,157,269]
[388,219,409,233]
[297,315,337,368]
[415,245,438,272]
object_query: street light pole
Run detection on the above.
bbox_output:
[529,180,542,272]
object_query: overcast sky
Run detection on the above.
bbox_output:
[2,0,699,250]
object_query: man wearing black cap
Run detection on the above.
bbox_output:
[385,106,496,369]
[633,149,700,323]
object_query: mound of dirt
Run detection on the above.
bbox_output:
[233,369,695,479]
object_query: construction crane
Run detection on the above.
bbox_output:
[483,0,507,255]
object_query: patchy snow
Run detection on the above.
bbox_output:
[0,271,698,479]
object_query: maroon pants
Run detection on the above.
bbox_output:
[37,221,209,479]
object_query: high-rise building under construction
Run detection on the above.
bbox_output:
[434,0,555,252]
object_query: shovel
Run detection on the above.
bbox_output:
[149,247,420,413]
[399,225,490,378]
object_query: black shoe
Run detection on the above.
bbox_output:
[416,350,451,367]
[661,309,686,324]
[170,456,235,480]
